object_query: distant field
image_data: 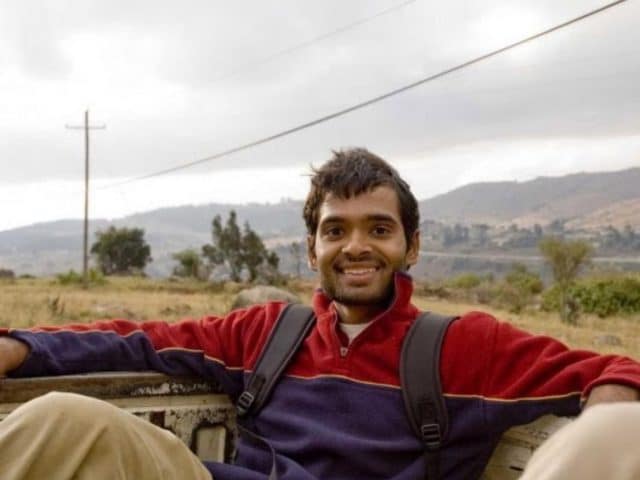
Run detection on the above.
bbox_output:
[1,276,638,359]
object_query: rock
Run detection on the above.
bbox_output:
[231,285,301,310]
[593,334,623,347]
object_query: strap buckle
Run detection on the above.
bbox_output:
[236,391,255,417]
[420,423,441,450]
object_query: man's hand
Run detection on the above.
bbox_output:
[584,384,640,409]
[0,337,30,377]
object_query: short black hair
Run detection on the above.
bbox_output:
[303,148,419,245]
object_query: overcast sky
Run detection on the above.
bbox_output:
[1,0,639,231]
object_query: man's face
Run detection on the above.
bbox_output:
[307,185,419,307]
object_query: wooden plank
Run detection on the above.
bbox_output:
[0,372,222,403]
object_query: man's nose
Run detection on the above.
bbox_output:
[341,230,372,256]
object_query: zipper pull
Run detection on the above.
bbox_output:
[340,346,349,357]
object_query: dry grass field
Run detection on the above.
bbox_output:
[1,276,638,359]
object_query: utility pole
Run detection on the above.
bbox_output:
[66,110,106,288]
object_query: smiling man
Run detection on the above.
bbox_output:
[309,182,419,324]
[0,148,639,480]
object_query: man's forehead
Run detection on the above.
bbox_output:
[317,186,402,223]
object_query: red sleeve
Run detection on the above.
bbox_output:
[136,302,286,368]
[3,302,287,379]
[441,311,640,402]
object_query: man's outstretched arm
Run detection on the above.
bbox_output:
[584,383,639,408]
[0,337,29,376]
[0,302,287,399]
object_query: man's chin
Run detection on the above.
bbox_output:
[332,288,393,307]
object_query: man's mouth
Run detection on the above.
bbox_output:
[335,262,384,281]
[341,267,378,276]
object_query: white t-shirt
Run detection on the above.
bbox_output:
[339,320,374,344]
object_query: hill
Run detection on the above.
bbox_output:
[2,167,640,277]
[420,167,640,227]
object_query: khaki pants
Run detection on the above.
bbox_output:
[0,392,212,480]
[521,402,640,480]
[0,393,638,479]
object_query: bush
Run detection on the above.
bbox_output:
[505,264,543,295]
[542,276,640,318]
[446,273,482,290]
[172,249,206,280]
[414,280,451,299]
[56,269,106,286]
[0,268,15,279]
[574,277,640,317]
[439,267,542,314]
[541,285,562,312]
[493,283,529,313]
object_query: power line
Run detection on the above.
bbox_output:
[209,0,418,84]
[101,0,628,190]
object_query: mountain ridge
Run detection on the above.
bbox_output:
[419,167,640,225]
[2,166,639,277]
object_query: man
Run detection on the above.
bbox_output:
[0,148,639,480]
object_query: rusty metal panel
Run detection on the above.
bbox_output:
[0,372,238,463]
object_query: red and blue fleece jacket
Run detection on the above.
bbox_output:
[4,273,640,479]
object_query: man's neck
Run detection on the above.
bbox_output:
[334,303,387,325]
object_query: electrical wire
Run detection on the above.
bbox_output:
[100,0,628,190]
[210,0,418,84]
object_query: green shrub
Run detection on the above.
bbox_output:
[574,277,640,317]
[493,283,529,313]
[56,270,82,285]
[504,264,543,295]
[447,273,482,290]
[56,269,106,286]
[488,265,544,313]
[542,276,640,318]
[541,285,562,312]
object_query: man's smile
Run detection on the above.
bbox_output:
[342,267,377,275]
[334,262,384,285]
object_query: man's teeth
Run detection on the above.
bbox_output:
[343,268,376,275]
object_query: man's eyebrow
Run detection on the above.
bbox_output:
[318,215,345,225]
[366,214,398,223]
[319,213,399,225]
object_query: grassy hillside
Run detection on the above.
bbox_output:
[1,277,637,359]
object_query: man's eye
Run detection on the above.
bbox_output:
[372,226,391,236]
[325,227,343,238]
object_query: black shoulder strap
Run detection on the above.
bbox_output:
[400,312,457,480]
[236,303,315,418]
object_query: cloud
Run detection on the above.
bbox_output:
[0,0,639,229]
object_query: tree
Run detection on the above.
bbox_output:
[538,237,593,324]
[289,241,303,278]
[202,211,280,282]
[202,211,244,281]
[91,226,152,275]
[172,249,205,279]
[241,223,279,282]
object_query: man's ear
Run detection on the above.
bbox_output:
[405,230,420,267]
[307,234,318,271]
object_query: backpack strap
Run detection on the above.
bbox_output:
[400,312,457,480]
[236,303,315,418]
